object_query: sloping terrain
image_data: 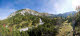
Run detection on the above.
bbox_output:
[0,8,79,36]
[0,9,58,36]
[57,20,73,36]
[73,11,80,36]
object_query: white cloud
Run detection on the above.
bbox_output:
[52,0,75,14]
[40,0,74,14]
[72,0,80,10]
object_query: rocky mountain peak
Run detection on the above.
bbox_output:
[8,9,52,18]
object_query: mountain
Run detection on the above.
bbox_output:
[0,9,58,36]
[0,8,79,36]
[0,9,56,30]
[56,11,77,17]
[5,9,76,20]
[8,9,52,18]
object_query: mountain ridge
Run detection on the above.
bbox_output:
[7,9,77,19]
[56,11,77,17]
[8,9,52,18]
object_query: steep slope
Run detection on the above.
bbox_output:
[0,9,58,36]
[0,9,56,31]
[57,20,73,36]
[1,9,78,36]
[66,11,80,36]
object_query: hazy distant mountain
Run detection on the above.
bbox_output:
[56,11,77,17]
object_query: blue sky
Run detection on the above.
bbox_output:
[0,0,79,19]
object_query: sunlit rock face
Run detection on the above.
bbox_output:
[20,27,29,32]
[39,18,44,25]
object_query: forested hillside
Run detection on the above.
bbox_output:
[0,9,59,36]
[0,8,80,36]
